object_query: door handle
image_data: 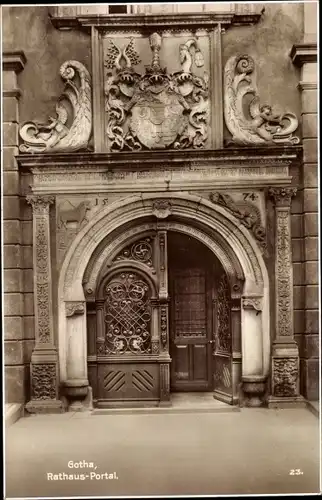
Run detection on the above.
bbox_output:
[208,340,214,344]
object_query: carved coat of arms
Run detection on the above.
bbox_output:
[105,33,209,151]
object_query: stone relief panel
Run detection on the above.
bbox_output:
[272,357,298,397]
[31,364,57,400]
[103,32,210,151]
[19,61,92,153]
[224,54,299,146]
[208,190,267,250]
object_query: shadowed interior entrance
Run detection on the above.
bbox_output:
[168,232,229,394]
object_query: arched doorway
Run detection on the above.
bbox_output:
[85,228,241,408]
[59,193,270,409]
[168,232,233,401]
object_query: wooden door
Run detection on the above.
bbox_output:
[213,273,234,404]
[170,267,212,391]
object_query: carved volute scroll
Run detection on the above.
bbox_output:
[105,33,209,151]
[224,54,299,145]
[19,61,92,153]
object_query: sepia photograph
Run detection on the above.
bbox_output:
[2,1,320,498]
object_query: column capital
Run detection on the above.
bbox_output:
[26,195,55,214]
[290,43,317,67]
[268,187,297,207]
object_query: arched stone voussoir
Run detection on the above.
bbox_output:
[60,193,266,302]
[57,192,270,390]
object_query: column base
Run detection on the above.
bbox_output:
[25,399,65,414]
[62,379,92,412]
[242,376,267,407]
[267,395,307,409]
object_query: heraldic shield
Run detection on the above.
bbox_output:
[105,32,209,151]
[129,91,188,149]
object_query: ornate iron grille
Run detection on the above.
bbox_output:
[216,273,231,353]
[103,272,152,355]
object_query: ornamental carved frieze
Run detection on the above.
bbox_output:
[31,364,57,400]
[224,54,299,146]
[209,192,266,248]
[272,358,298,397]
[105,33,209,151]
[19,61,92,153]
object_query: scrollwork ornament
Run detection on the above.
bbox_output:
[224,54,300,146]
[19,61,92,153]
[102,272,152,355]
[114,237,153,267]
[275,207,293,336]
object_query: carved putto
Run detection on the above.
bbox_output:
[105,34,209,151]
[224,54,299,146]
[19,61,92,153]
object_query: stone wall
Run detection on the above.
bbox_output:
[290,2,318,400]
[2,4,318,404]
[3,53,31,403]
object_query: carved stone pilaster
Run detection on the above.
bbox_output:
[268,187,305,407]
[269,187,297,338]
[25,195,63,413]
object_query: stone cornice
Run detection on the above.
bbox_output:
[50,12,262,32]
[290,43,317,66]
[17,146,302,171]
[2,51,27,73]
